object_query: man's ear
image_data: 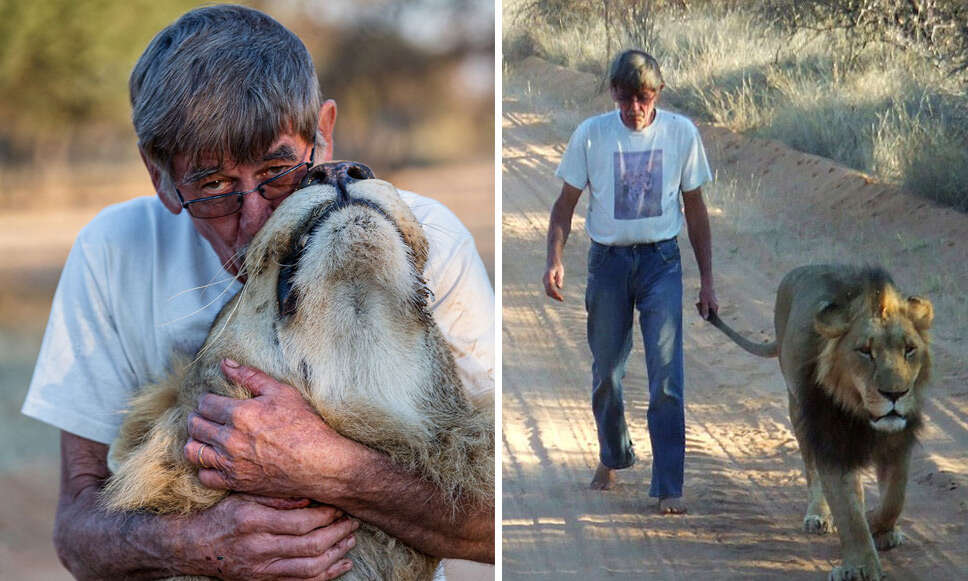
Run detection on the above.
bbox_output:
[317,100,337,162]
[140,147,181,215]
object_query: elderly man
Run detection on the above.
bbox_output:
[543,49,717,514]
[21,5,494,580]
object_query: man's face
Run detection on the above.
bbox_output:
[612,85,663,131]
[145,102,337,279]
[169,133,315,278]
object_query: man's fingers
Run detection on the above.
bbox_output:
[543,275,565,301]
[544,282,563,301]
[221,358,282,397]
[267,552,354,581]
[278,517,359,558]
[320,558,354,581]
[198,467,231,490]
[259,522,358,578]
[695,301,710,320]
[246,503,348,536]
[196,392,240,425]
[239,494,312,510]
[184,437,227,470]
[186,412,225,445]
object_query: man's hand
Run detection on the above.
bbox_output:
[54,432,357,581]
[185,360,494,562]
[543,262,565,301]
[185,359,358,499]
[178,494,358,580]
[695,284,719,321]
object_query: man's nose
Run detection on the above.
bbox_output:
[238,186,274,238]
[300,161,375,200]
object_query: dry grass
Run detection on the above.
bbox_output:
[504,2,968,210]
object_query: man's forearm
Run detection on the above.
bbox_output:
[55,467,181,579]
[546,199,573,266]
[546,183,583,267]
[318,446,494,563]
[55,434,190,580]
[683,192,714,285]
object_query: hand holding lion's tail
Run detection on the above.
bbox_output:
[704,309,778,358]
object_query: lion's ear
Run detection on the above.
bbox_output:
[906,296,933,332]
[814,302,851,338]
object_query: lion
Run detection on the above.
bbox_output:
[706,264,932,581]
[100,162,494,581]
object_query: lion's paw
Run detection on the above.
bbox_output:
[803,513,832,535]
[873,528,904,551]
[828,564,885,581]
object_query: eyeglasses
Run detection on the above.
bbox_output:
[615,90,658,107]
[176,143,316,219]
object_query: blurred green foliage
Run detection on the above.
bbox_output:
[0,0,200,162]
[0,0,494,174]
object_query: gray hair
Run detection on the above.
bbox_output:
[609,49,664,94]
[130,4,322,176]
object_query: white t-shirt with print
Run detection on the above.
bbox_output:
[556,108,712,245]
[22,193,494,446]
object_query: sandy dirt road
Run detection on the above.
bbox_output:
[501,58,968,580]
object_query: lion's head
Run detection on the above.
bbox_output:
[813,269,933,433]
[214,163,435,410]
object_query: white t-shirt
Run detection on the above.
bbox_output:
[22,193,494,445]
[556,108,712,245]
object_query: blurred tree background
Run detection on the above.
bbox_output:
[0,0,494,207]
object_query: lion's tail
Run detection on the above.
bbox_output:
[706,311,778,358]
[100,376,225,515]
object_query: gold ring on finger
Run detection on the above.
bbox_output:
[197,443,209,469]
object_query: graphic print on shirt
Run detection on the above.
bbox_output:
[613,150,663,220]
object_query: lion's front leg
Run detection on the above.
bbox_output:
[789,391,832,534]
[868,446,910,551]
[818,466,883,581]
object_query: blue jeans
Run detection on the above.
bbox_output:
[585,238,685,498]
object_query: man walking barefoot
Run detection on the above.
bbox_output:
[543,49,718,514]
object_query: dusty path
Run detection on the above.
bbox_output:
[501,58,968,580]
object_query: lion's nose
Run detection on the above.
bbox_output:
[300,161,375,200]
[879,389,908,403]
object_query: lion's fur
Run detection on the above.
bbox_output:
[708,264,932,581]
[101,176,494,581]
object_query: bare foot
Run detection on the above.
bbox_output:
[658,496,687,514]
[589,463,617,490]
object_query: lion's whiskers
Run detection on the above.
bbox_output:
[190,285,248,368]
